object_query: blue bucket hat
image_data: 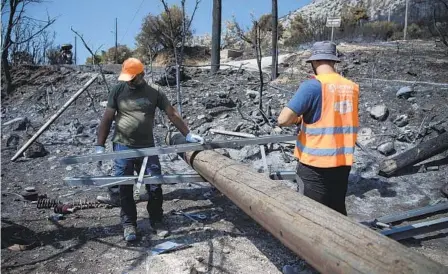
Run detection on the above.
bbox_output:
[306,41,340,63]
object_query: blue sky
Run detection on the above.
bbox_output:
[19,0,311,64]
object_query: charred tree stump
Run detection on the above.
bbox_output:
[379,132,448,177]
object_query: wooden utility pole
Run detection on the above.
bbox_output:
[115,18,118,63]
[211,0,221,73]
[167,132,448,274]
[74,36,77,65]
[271,0,278,80]
[404,0,409,40]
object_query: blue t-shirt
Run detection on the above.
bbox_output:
[286,79,322,124]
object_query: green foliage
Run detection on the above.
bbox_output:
[135,5,192,62]
[248,14,284,42]
[362,21,400,40]
[102,45,133,64]
[342,5,369,27]
[407,23,423,39]
[352,7,369,22]
[284,13,312,47]
[85,54,103,65]
[283,14,328,47]
[256,13,284,36]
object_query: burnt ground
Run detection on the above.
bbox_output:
[1,40,448,273]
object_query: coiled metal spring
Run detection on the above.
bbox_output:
[37,198,61,209]
[37,198,102,210]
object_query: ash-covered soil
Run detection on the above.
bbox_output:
[1,40,448,273]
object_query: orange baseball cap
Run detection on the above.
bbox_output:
[118,58,144,81]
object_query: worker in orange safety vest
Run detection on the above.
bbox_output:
[277,41,359,215]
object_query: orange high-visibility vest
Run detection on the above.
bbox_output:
[294,73,359,168]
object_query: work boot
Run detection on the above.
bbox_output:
[123,226,137,242]
[149,219,169,237]
[96,193,120,207]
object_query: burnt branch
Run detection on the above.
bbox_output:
[12,16,55,45]
[71,27,110,93]
[436,0,448,10]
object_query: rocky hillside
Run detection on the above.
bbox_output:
[281,0,441,27]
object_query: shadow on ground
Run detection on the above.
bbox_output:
[348,173,397,198]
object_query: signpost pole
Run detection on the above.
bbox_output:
[326,17,341,42]
[331,26,335,42]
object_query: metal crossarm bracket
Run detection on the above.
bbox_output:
[134,156,148,199]
[60,135,296,165]
[360,203,448,241]
[64,171,297,187]
[362,202,448,226]
[64,174,207,187]
[381,217,448,241]
[268,171,296,181]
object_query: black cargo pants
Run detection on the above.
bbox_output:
[296,162,351,216]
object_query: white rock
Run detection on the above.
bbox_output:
[396,86,414,98]
[369,104,389,121]
[25,186,36,192]
[377,142,395,156]
[394,115,409,127]
[157,230,170,238]
[357,127,374,146]
[273,126,283,134]
[47,156,57,161]
[246,89,259,99]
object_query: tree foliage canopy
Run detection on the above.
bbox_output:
[135,5,193,61]
[84,44,132,64]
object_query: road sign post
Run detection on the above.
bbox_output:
[326,17,341,42]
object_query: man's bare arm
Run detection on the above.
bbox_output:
[97,108,116,146]
[165,105,190,136]
[278,107,302,127]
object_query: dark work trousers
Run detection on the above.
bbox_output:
[296,162,351,216]
[109,143,163,228]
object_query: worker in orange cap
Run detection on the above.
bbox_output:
[96,58,204,242]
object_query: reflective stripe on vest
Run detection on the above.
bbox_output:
[302,126,359,135]
[296,141,355,156]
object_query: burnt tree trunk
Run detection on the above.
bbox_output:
[254,23,264,110]
[2,51,13,94]
[271,0,278,80]
[379,132,448,176]
[211,0,221,73]
[2,0,17,95]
